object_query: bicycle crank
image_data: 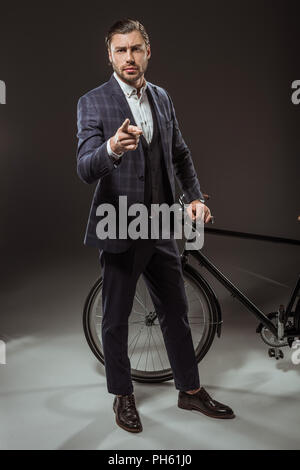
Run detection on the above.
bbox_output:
[256,308,288,359]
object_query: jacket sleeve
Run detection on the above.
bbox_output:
[166,92,205,204]
[76,94,121,184]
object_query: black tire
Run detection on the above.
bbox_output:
[83,262,219,383]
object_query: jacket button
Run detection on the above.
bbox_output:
[139,175,144,181]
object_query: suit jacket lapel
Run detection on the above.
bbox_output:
[109,74,138,127]
[146,83,170,169]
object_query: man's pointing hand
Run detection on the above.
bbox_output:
[120,118,130,133]
[110,118,143,155]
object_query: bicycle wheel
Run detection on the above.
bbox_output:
[83,261,219,383]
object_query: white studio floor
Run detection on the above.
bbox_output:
[1,237,300,450]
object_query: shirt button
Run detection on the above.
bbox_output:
[139,175,144,181]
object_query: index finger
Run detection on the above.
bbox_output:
[127,125,143,135]
[120,118,130,132]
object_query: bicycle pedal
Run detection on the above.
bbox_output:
[268,347,284,359]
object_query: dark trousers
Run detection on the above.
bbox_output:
[99,238,200,395]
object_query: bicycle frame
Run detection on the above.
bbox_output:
[181,247,279,337]
[286,276,300,316]
[178,192,300,341]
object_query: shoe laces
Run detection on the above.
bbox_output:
[199,387,212,401]
[124,394,136,408]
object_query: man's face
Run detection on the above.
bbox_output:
[108,30,151,85]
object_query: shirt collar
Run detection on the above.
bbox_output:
[113,71,147,98]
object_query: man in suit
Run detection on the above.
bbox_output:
[76,18,235,433]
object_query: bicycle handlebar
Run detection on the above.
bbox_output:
[179,194,215,225]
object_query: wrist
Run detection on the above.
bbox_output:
[110,137,123,156]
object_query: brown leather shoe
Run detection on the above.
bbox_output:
[178,386,235,419]
[113,394,143,433]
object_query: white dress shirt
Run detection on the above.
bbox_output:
[107,71,154,159]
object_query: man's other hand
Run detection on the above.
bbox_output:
[110,118,143,155]
[187,199,212,224]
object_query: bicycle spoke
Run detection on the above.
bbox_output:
[145,328,152,371]
[132,308,145,316]
[148,329,156,371]
[128,325,145,353]
[149,327,165,370]
[134,294,149,314]
[135,328,151,370]
[153,324,169,367]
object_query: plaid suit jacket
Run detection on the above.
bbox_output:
[76,74,204,253]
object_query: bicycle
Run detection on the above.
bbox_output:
[83,194,300,383]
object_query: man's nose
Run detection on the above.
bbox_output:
[125,49,134,63]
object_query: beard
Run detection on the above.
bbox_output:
[112,61,148,85]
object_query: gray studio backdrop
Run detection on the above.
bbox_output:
[1,4,300,451]
[0,0,299,272]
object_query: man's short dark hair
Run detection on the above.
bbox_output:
[105,18,150,50]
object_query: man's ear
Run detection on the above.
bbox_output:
[147,45,151,60]
[108,48,112,64]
